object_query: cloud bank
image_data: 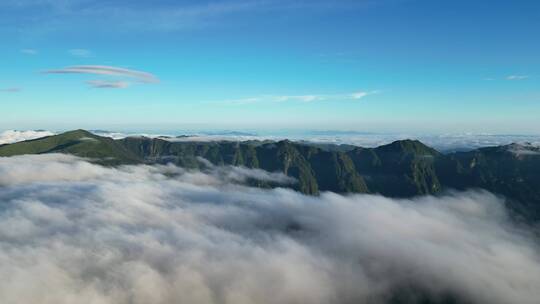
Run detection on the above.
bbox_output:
[508,144,540,157]
[0,154,539,304]
[0,130,55,145]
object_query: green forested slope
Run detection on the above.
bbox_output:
[0,130,141,165]
[2,130,540,221]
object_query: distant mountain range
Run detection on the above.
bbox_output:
[1,129,539,222]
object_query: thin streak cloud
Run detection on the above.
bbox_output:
[507,75,529,80]
[44,65,160,83]
[20,49,38,55]
[43,65,159,89]
[0,87,21,93]
[221,91,379,105]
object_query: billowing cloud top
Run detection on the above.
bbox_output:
[0,154,539,303]
[0,130,55,145]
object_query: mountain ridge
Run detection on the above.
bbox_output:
[1,130,539,222]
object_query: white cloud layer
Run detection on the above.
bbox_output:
[508,143,540,156]
[0,130,55,145]
[0,154,539,303]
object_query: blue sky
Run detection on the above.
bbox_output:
[1,0,539,133]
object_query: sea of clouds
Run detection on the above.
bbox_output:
[0,154,539,304]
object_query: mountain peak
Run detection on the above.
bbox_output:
[376,139,440,155]
[62,129,95,138]
[0,129,140,164]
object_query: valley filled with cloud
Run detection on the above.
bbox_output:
[0,154,538,304]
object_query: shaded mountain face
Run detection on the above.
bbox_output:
[435,143,540,221]
[1,131,539,222]
[347,140,442,197]
[118,136,366,195]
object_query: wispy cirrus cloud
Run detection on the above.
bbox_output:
[43,65,159,88]
[1,1,372,33]
[221,90,379,105]
[0,87,21,93]
[68,49,93,58]
[1,1,270,34]
[506,75,529,80]
[20,49,38,55]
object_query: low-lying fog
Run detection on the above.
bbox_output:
[0,154,539,304]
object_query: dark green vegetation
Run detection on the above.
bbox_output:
[1,130,540,222]
[0,130,140,165]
